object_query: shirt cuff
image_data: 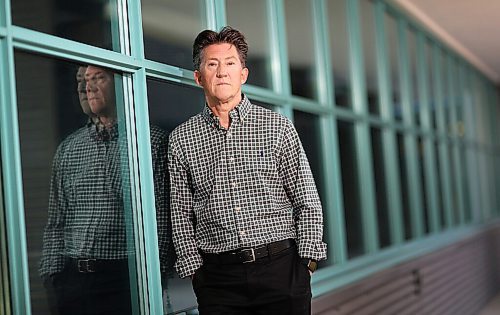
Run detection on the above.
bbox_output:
[174,253,204,279]
[297,239,327,261]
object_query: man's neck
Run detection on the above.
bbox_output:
[206,95,242,129]
[98,116,117,129]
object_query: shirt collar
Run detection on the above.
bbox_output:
[201,94,252,129]
[88,119,118,141]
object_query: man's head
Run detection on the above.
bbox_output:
[84,65,116,118]
[76,66,92,116]
[193,26,248,71]
[193,27,249,107]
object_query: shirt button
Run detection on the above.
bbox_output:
[235,207,241,212]
[239,230,246,236]
[229,157,234,162]
[231,182,237,188]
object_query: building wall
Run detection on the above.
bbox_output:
[313,223,500,315]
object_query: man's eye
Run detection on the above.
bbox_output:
[227,61,235,66]
[208,63,217,67]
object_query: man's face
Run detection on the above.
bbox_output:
[76,66,92,115]
[85,66,115,117]
[194,43,248,106]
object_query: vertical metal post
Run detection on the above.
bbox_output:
[346,0,379,253]
[312,0,347,264]
[374,0,404,244]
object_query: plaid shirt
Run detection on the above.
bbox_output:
[39,120,172,277]
[168,95,327,278]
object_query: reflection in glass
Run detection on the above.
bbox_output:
[14,52,168,314]
[434,141,446,228]
[285,1,317,99]
[227,0,273,88]
[370,127,391,248]
[147,79,204,314]
[142,0,206,69]
[360,0,379,114]
[11,0,120,51]
[426,41,438,130]
[337,120,363,258]
[328,0,351,107]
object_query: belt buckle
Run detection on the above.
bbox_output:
[241,248,255,263]
[77,259,97,273]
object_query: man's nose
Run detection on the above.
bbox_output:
[216,64,228,77]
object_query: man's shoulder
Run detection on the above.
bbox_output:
[248,103,293,128]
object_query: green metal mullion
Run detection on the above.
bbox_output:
[416,33,440,232]
[132,69,164,315]
[127,0,145,59]
[347,0,379,253]
[116,75,142,315]
[312,0,347,264]
[204,0,218,31]
[374,0,404,244]
[0,37,32,315]
[0,27,6,37]
[0,164,12,315]
[447,57,466,225]
[213,0,227,29]
[432,46,454,228]
[463,69,481,223]
[12,27,140,71]
[397,18,424,237]
[267,0,292,119]
[492,89,500,216]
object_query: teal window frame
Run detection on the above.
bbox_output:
[1,0,498,314]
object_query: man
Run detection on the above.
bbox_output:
[40,65,171,314]
[168,26,327,314]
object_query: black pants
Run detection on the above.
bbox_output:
[50,259,133,315]
[193,246,312,315]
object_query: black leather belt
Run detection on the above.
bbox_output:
[201,239,295,265]
[65,258,128,273]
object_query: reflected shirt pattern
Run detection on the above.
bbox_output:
[168,95,327,278]
[40,120,171,277]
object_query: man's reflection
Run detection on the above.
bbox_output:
[39,65,172,315]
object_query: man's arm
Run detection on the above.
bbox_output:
[168,137,203,279]
[279,120,327,262]
[150,127,176,278]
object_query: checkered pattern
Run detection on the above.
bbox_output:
[168,95,327,278]
[39,120,172,277]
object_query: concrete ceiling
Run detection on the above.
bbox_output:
[390,0,500,85]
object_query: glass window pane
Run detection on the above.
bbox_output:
[12,0,121,51]
[408,28,420,126]
[426,40,438,130]
[226,0,273,88]
[360,0,379,114]
[147,79,204,314]
[417,137,431,234]
[385,13,402,121]
[370,127,391,248]
[337,120,364,258]
[15,52,149,314]
[328,0,351,108]
[397,133,412,239]
[142,0,207,69]
[284,1,317,99]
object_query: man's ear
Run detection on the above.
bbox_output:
[241,67,249,84]
[194,70,202,86]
